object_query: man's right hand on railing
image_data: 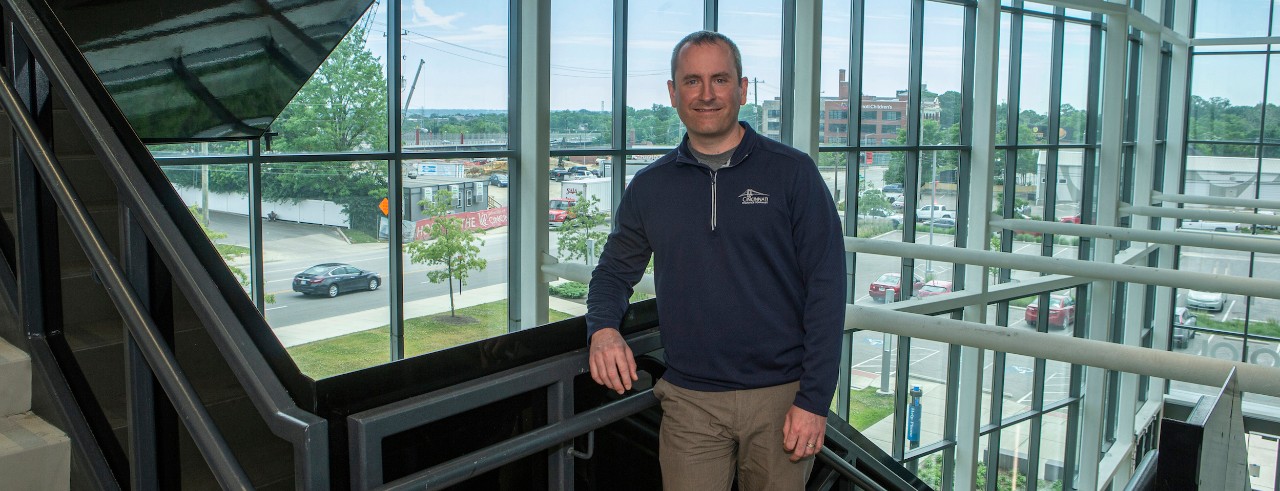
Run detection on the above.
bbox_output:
[589,328,637,394]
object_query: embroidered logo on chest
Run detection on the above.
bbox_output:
[739,189,769,205]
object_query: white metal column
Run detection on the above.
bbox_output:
[1078,7,1130,489]
[1156,0,1194,404]
[1109,7,1170,483]
[513,0,551,330]
[791,0,822,158]
[954,0,1001,488]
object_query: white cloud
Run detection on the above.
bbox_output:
[724,10,780,19]
[434,24,508,45]
[412,1,464,29]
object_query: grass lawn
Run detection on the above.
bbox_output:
[345,229,381,244]
[1195,315,1280,339]
[287,300,575,379]
[847,386,896,431]
[215,243,249,257]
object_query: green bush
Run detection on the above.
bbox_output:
[549,281,588,299]
[345,229,380,244]
[857,222,897,238]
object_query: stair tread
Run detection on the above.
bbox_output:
[0,338,27,365]
[0,338,31,417]
[0,412,70,491]
[0,412,68,456]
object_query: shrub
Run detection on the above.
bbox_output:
[549,281,588,299]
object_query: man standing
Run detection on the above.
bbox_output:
[586,31,847,490]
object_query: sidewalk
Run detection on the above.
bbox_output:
[271,283,587,347]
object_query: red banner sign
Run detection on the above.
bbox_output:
[414,207,510,241]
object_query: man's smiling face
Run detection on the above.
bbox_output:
[668,40,749,145]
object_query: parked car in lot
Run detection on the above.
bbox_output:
[1180,220,1239,232]
[924,217,957,228]
[549,165,599,181]
[1025,294,1076,328]
[488,173,509,187]
[1185,290,1226,312]
[292,263,381,298]
[1256,210,1278,231]
[882,183,904,194]
[1060,215,1081,224]
[915,204,953,222]
[868,273,924,302]
[859,208,903,229]
[1171,307,1198,349]
[916,280,953,299]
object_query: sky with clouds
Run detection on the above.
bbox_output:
[352,1,1129,114]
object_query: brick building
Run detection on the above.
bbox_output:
[761,69,940,164]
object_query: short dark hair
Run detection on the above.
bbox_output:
[670,31,743,81]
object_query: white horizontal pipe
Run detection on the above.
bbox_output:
[1122,203,1280,227]
[1190,36,1280,47]
[541,260,656,295]
[846,237,1280,300]
[1152,191,1280,211]
[990,217,1280,255]
[850,306,1280,398]
[539,257,1280,397]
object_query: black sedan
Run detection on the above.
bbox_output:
[292,263,381,298]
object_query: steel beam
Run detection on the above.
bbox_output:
[846,306,1280,398]
[989,217,1280,255]
[844,238,1280,300]
[1153,191,1280,211]
[1122,203,1280,227]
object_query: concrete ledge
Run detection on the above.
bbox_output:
[0,412,69,490]
[0,339,30,416]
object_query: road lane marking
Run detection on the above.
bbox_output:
[266,305,288,311]
[1221,301,1236,322]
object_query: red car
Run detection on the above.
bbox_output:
[1025,294,1076,327]
[1060,215,1081,224]
[869,273,924,302]
[916,280,953,299]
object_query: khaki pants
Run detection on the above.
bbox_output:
[653,379,814,491]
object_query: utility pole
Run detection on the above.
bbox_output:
[751,78,764,129]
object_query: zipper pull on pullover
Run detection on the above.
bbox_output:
[710,170,718,230]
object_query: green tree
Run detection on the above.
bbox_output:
[882,120,961,187]
[405,190,488,317]
[857,189,892,215]
[1187,95,1259,156]
[265,23,390,235]
[556,195,610,263]
[273,24,387,152]
[937,90,963,131]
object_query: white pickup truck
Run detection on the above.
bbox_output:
[914,204,953,222]
[1179,220,1240,232]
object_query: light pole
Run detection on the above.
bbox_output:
[926,152,937,276]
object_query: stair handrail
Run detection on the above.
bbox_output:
[377,390,659,490]
[0,56,253,490]
[1,0,329,487]
[816,447,891,491]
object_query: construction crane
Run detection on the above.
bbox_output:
[404,59,425,111]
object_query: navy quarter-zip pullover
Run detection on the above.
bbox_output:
[587,122,847,416]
